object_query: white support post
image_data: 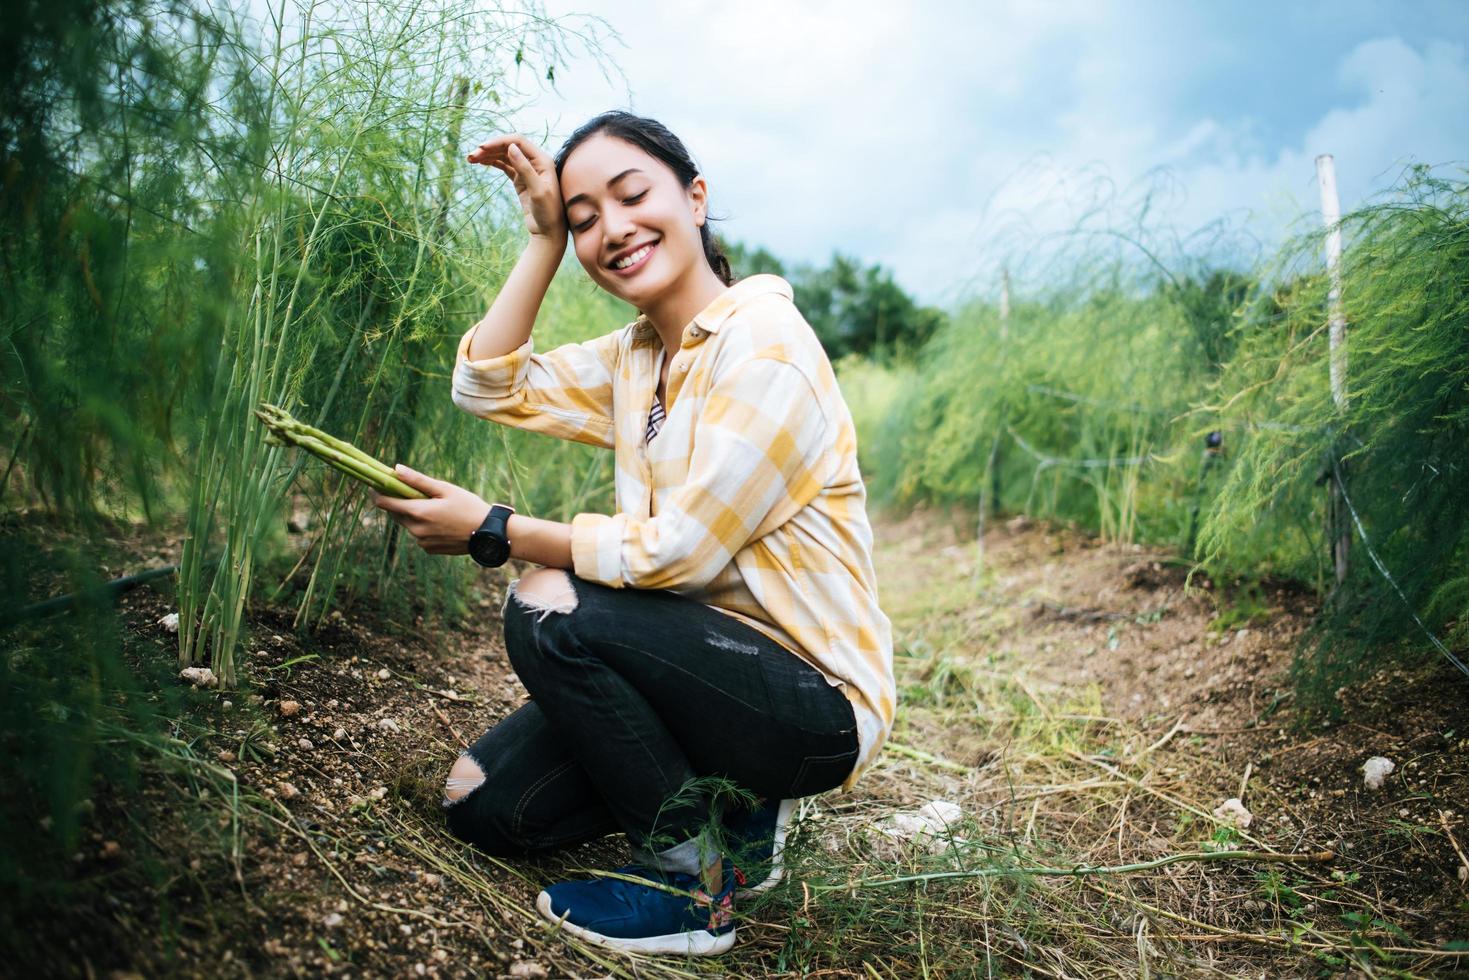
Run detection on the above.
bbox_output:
[998,266,1011,342]
[1316,154,1348,412]
[1316,153,1350,586]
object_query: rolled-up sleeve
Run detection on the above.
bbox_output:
[451,324,622,449]
[570,356,831,591]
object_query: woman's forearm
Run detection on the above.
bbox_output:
[506,512,574,569]
[466,235,567,361]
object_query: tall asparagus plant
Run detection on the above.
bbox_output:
[177,0,597,684]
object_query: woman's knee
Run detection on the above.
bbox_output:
[503,569,598,681]
[443,753,486,803]
[442,754,528,855]
[508,567,579,621]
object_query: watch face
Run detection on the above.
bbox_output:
[469,530,510,568]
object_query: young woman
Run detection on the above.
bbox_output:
[372,111,894,957]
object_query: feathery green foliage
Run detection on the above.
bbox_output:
[843,165,1469,698]
[171,0,619,681]
[1198,166,1469,701]
[0,0,262,924]
[0,0,618,918]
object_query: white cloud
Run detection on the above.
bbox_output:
[513,3,1469,307]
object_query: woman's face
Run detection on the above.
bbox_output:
[560,132,708,309]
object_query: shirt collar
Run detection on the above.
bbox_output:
[630,273,793,341]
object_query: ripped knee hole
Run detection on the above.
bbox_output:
[444,754,486,805]
[508,569,578,621]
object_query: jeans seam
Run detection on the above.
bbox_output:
[511,759,577,837]
[530,616,680,826]
[597,638,776,717]
[792,747,859,794]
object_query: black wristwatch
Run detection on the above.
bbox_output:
[468,504,515,568]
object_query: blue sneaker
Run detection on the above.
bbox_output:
[536,862,737,956]
[723,798,795,897]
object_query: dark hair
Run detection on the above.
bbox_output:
[553,111,734,287]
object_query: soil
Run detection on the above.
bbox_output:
[875,509,1469,970]
[4,506,1468,977]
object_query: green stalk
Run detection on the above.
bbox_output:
[809,849,1336,892]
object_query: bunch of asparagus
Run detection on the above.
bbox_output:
[254,403,426,499]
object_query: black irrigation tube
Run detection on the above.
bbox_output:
[0,559,217,630]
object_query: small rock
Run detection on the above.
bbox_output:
[330,610,344,622]
[377,718,401,733]
[1212,797,1253,829]
[509,962,549,979]
[377,668,391,681]
[334,728,348,740]
[292,852,309,867]
[278,782,301,800]
[217,749,236,763]
[369,787,388,801]
[877,800,965,852]
[179,667,217,688]
[158,612,180,633]
[423,873,442,888]
[278,700,301,718]
[100,840,122,860]
[222,700,233,710]
[1362,756,1395,791]
[322,912,343,928]
[297,738,314,752]
[414,965,426,976]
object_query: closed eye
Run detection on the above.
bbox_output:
[572,191,648,233]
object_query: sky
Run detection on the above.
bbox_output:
[498,0,1469,308]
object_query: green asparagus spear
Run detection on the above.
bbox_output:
[254,403,427,499]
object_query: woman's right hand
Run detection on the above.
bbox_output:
[468,135,566,244]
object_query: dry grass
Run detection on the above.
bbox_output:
[45,507,1467,977]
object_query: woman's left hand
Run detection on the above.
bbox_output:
[371,465,493,555]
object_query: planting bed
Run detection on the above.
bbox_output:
[4,508,1468,977]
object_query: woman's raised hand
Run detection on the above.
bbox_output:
[468,135,566,243]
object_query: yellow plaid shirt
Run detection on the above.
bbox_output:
[451,273,894,790]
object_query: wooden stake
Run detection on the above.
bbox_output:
[986,267,1011,522]
[1316,155,1348,412]
[998,266,1011,342]
[1316,154,1350,586]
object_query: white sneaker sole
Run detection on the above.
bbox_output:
[735,797,797,898]
[536,891,737,956]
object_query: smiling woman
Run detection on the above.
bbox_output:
[373,111,894,958]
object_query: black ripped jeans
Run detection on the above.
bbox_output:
[444,571,859,874]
